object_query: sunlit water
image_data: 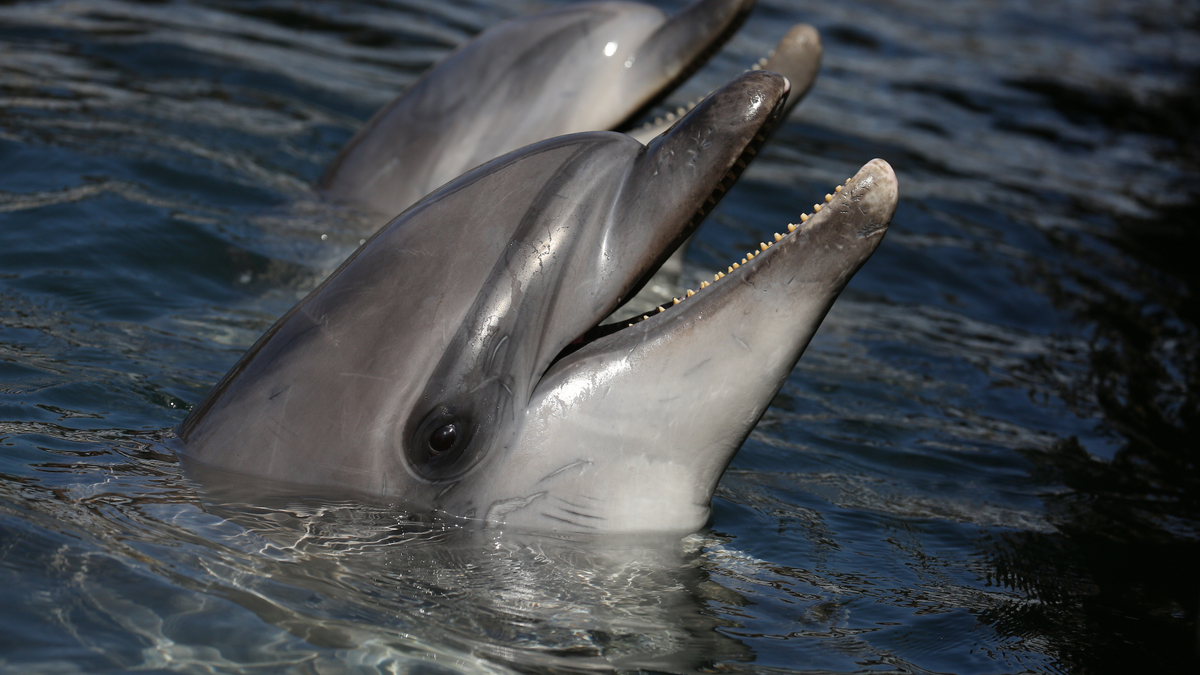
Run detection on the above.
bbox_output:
[1,0,1198,672]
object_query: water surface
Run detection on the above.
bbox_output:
[1,0,1197,672]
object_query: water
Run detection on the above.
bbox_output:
[1,0,1197,672]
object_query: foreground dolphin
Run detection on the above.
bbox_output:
[318,0,822,219]
[178,72,898,534]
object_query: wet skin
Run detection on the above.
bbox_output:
[178,72,898,534]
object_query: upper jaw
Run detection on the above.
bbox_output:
[544,70,791,373]
[619,69,790,264]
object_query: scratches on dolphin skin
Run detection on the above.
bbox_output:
[556,494,602,508]
[857,220,888,239]
[337,372,391,382]
[542,511,600,531]
[682,357,713,378]
[488,334,509,370]
[263,382,300,475]
[556,507,603,521]
[360,156,402,197]
[484,492,546,527]
[435,481,460,500]
[732,335,751,351]
[847,174,872,203]
[538,459,594,483]
[544,496,606,531]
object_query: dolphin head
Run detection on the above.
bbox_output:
[182,72,819,529]
[318,0,757,217]
[481,158,897,533]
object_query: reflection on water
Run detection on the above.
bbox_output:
[1,0,1198,672]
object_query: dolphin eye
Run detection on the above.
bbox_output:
[408,408,478,481]
[429,423,457,454]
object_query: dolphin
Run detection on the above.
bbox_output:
[626,22,822,145]
[316,0,823,220]
[177,71,898,535]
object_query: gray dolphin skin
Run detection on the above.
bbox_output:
[317,0,762,218]
[627,22,822,144]
[178,71,898,535]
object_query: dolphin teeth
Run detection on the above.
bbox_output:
[754,134,765,143]
[658,306,666,313]
[676,107,686,116]
[655,117,664,125]
[686,289,695,297]
[746,146,757,156]
[666,112,676,122]
[750,63,762,71]
[642,315,649,321]
[759,56,769,66]
[708,172,868,295]
[735,159,747,169]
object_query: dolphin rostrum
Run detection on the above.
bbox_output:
[178,72,898,534]
[317,0,824,219]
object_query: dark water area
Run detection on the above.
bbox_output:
[1,0,1198,672]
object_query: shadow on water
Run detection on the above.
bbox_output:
[981,69,1200,673]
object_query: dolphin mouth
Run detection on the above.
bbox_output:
[506,157,896,534]
[552,158,898,368]
[549,77,789,366]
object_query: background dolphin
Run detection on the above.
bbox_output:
[178,72,897,535]
[627,22,822,144]
[316,0,822,220]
